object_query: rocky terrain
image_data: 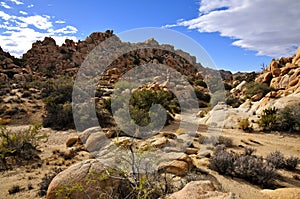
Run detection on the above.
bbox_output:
[0,31,300,199]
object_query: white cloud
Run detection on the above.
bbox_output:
[18,15,53,30]
[0,10,78,57]
[168,0,300,57]
[10,0,23,5]
[49,25,78,34]
[0,11,12,20]
[1,2,11,9]
[27,4,34,8]
[55,20,66,24]
[19,11,28,15]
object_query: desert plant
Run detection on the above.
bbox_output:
[233,155,277,186]
[266,151,299,170]
[217,136,233,147]
[194,79,207,88]
[235,72,257,83]
[209,145,278,188]
[42,77,74,130]
[113,88,179,134]
[209,145,236,175]
[276,103,300,132]
[0,124,45,170]
[38,168,63,197]
[266,151,285,169]
[194,88,211,103]
[243,147,256,156]
[245,82,273,98]
[285,156,299,170]
[226,94,242,108]
[238,118,253,132]
[259,107,278,131]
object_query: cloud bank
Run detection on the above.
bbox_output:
[165,0,300,58]
[0,2,78,57]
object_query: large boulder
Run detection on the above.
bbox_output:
[165,180,234,199]
[46,159,131,199]
[256,72,272,84]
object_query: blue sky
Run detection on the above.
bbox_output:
[0,0,300,72]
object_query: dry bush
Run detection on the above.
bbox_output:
[209,145,278,188]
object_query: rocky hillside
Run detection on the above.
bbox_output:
[0,30,211,125]
[200,47,300,130]
[256,47,300,95]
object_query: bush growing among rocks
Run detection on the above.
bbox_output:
[42,78,74,130]
[0,124,45,170]
[209,145,278,188]
[245,82,273,98]
[259,104,300,132]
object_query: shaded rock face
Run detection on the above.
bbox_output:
[46,159,131,199]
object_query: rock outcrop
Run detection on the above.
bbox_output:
[46,159,131,199]
[165,180,234,199]
[256,46,300,95]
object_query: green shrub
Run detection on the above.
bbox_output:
[42,78,74,130]
[194,79,207,88]
[226,94,242,108]
[245,82,273,98]
[0,125,45,170]
[259,107,278,131]
[259,104,300,132]
[276,103,300,132]
[113,88,179,133]
[194,88,211,103]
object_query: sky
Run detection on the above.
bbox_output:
[0,0,300,72]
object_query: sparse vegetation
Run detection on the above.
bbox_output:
[0,124,45,170]
[276,103,300,132]
[266,151,299,170]
[113,87,180,134]
[235,72,257,83]
[238,118,253,132]
[38,168,63,197]
[194,79,207,88]
[42,77,74,130]
[194,88,211,103]
[259,107,278,131]
[209,145,278,187]
[259,104,300,132]
[245,81,273,98]
[226,94,242,108]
